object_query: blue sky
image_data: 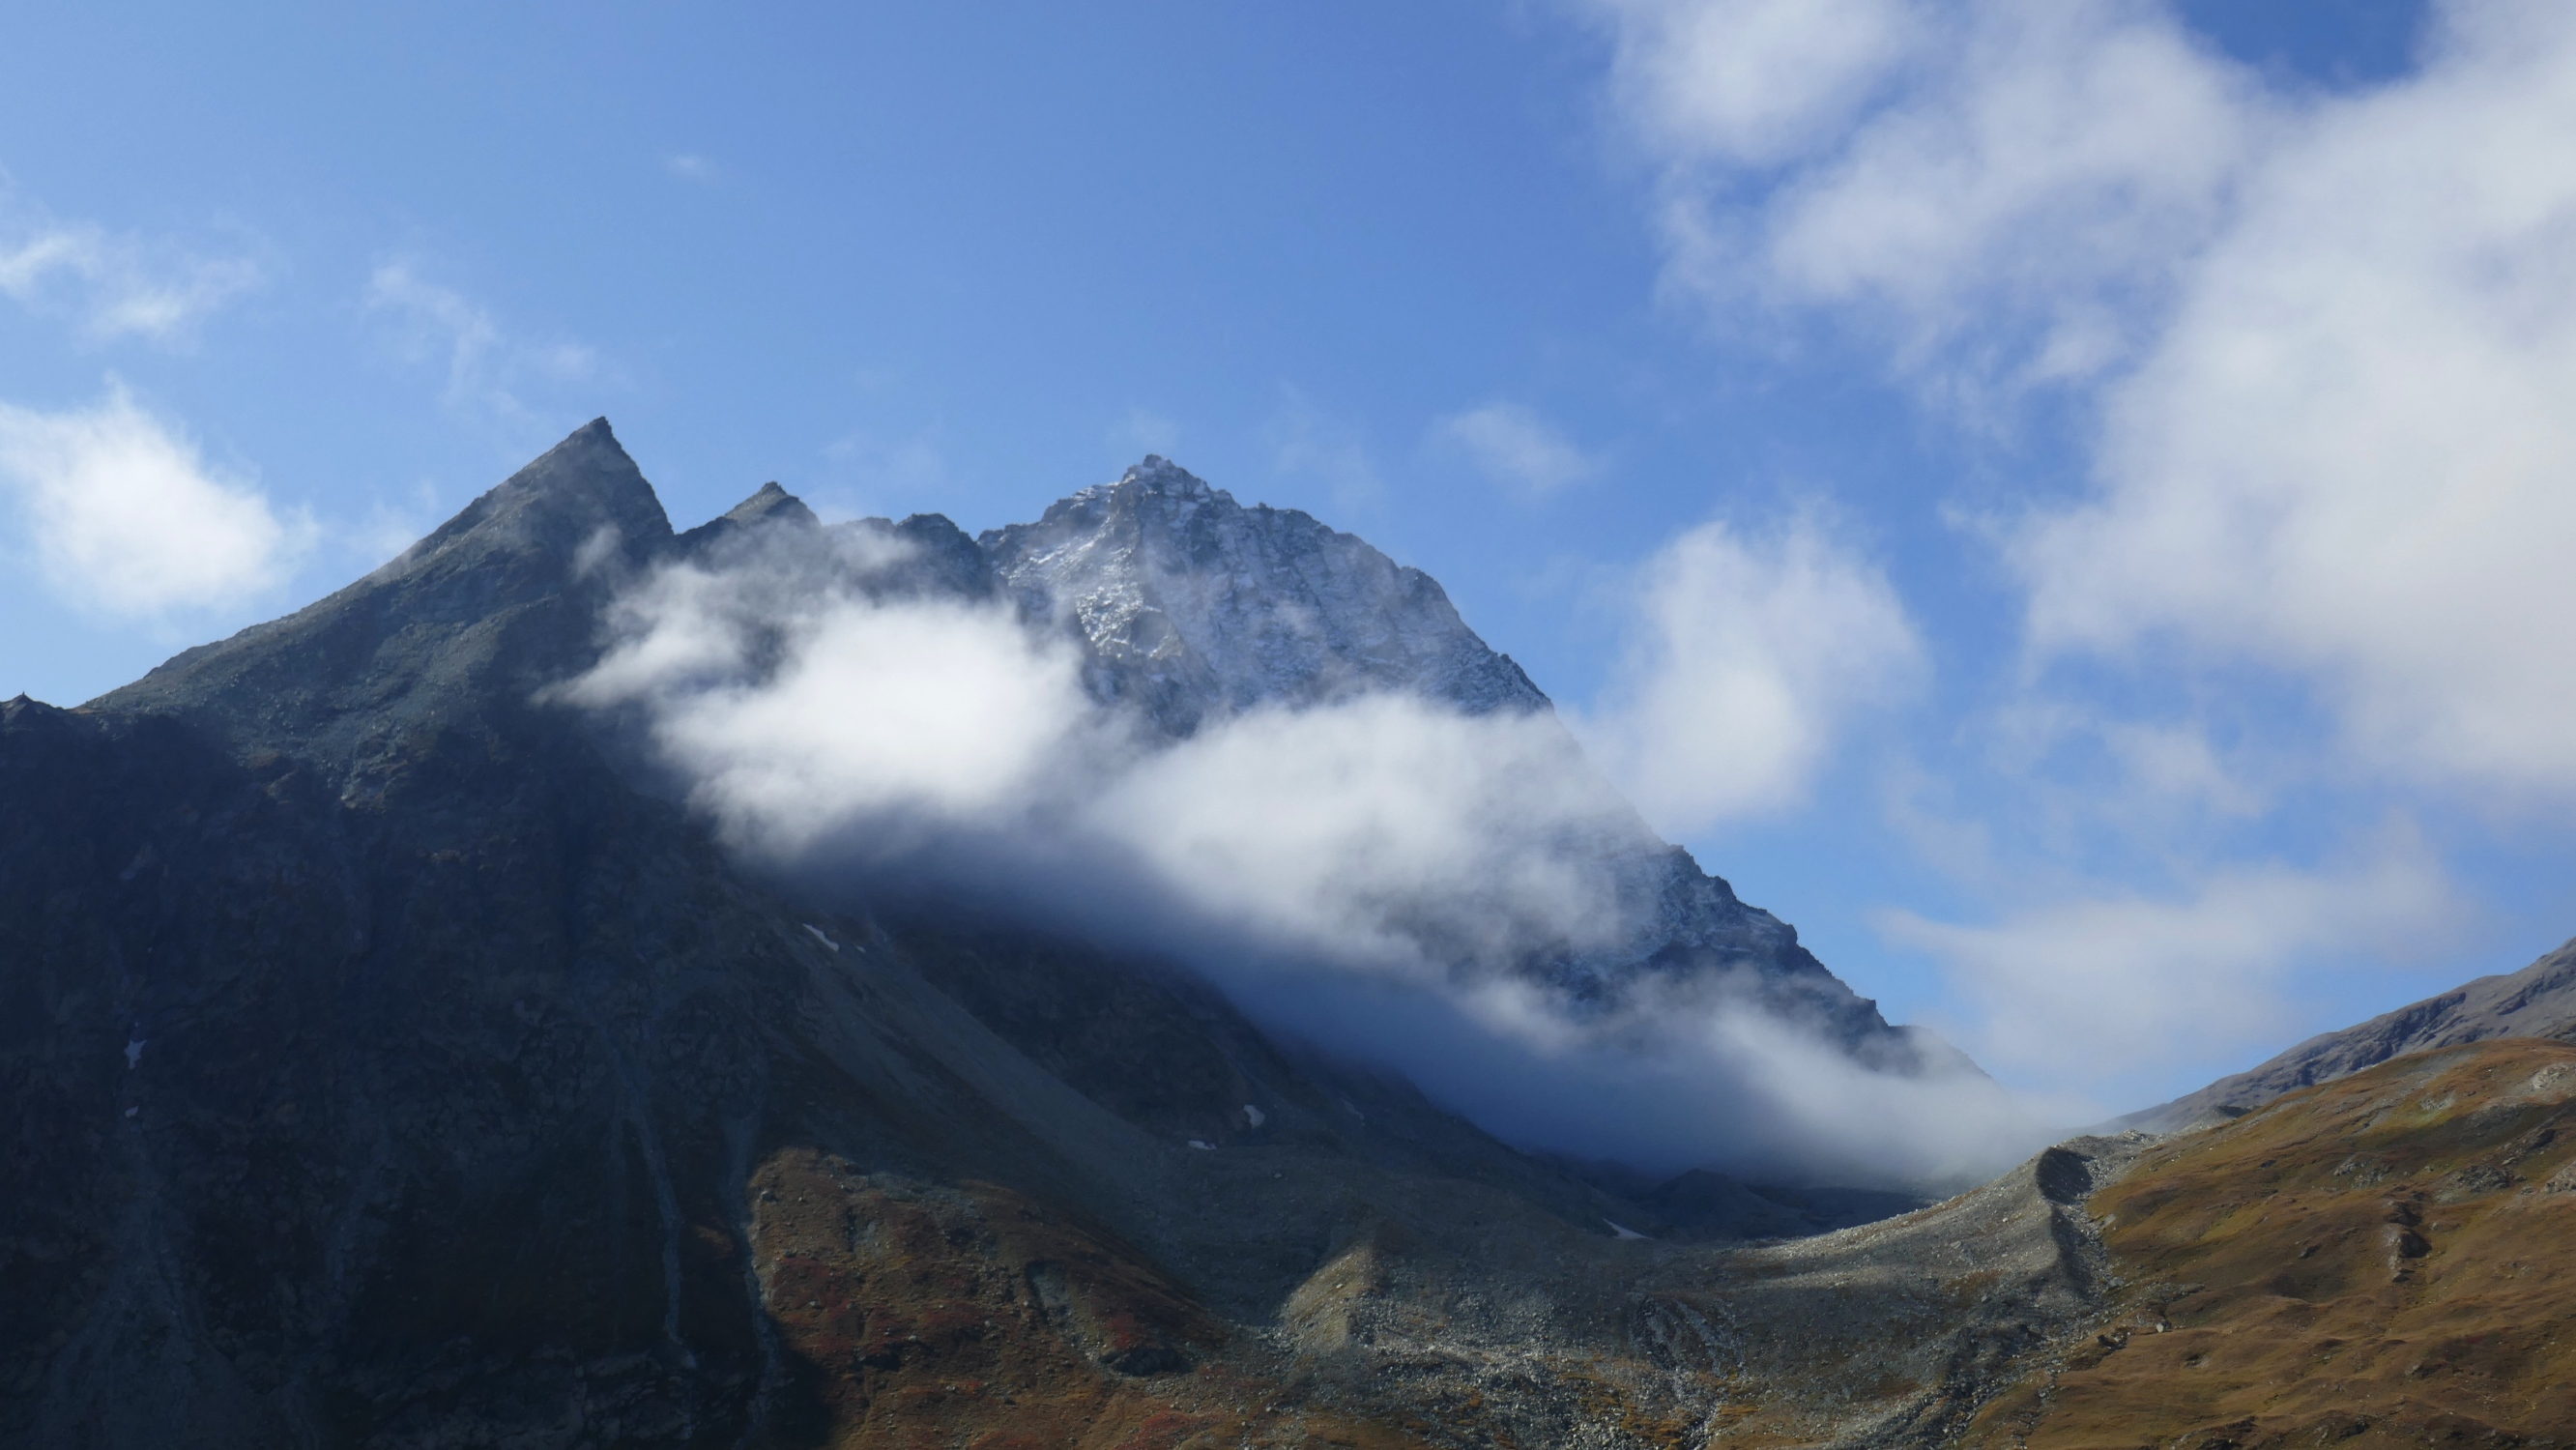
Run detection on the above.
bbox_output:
[11,0,2573,1117]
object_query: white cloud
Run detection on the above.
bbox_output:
[1596,1,2576,801]
[1237,959,2041,1185]
[1581,4,2576,1115]
[664,153,716,182]
[0,387,308,616]
[563,527,2030,1181]
[366,262,599,425]
[0,202,262,344]
[2019,6,2576,795]
[1578,512,1920,834]
[1591,0,2266,392]
[1592,0,1923,167]
[568,553,1103,851]
[1433,401,1600,497]
[566,533,1644,968]
[1881,826,2459,1099]
[1089,697,1642,972]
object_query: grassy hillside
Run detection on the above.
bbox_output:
[1979,1038,2576,1447]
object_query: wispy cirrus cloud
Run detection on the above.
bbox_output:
[365,261,602,429]
[1110,406,1182,461]
[1880,826,2461,1109]
[1264,385,1383,514]
[0,194,263,345]
[1433,401,1601,499]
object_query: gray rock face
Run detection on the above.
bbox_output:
[980,456,1548,735]
[95,418,670,782]
[2124,936,2576,1132]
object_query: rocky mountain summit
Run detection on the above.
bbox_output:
[919,454,1929,1061]
[984,454,1548,732]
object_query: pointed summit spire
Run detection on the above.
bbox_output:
[1120,454,1214,498]
[677,479,821,553]
[468,418,667,541]
[720,481,819,530]
[92,419,679,762]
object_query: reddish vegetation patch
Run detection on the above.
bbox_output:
[745,1148,1428,1448]
[1975,1039,2576,1448]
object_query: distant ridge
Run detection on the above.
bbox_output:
[2124,935,2576,1132]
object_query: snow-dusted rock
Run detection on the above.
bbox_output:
[978,458,1944,1067]
[981,456,1548,735]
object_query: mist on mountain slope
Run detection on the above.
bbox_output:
[562,514,2046,1187]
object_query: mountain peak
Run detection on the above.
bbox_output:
[1038,455,1223,522]
[91,418,674,769]
[1120,454,1214,498]
[984,460,1548,733]
[406,416,667,564]
[725,480,815,525]
[679,479,821,553]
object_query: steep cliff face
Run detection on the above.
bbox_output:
[95,420,671,773]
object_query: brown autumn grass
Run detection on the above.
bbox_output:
[1976,1037,2576,1448]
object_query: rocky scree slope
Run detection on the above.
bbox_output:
[5,421,2033,1449]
